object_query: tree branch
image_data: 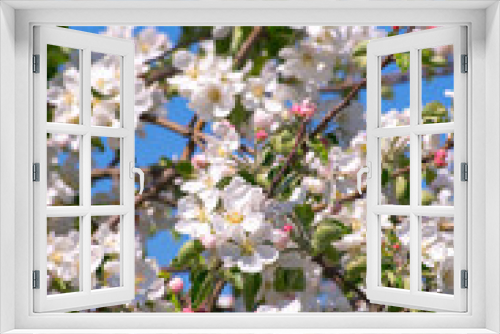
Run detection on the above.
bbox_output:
[268,121,307,197]
[319,65,452,93]
[234,26,265,69]
[312,27,415,138]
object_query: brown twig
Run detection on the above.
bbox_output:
[269,120,308,197]
[312,27,415,138]
[197,279,226,312]
[234,26,265,69]
[319,65,452,93]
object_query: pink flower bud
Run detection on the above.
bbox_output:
[291,103,302,115]
[434,149,447,168]
[168,277,184,293]
[200,234,217,249]
[182,307,194,313]
[253,109,273,128]
[191,154,209,169]
[272,229,289,250]
[255,130,268,142]
[300,100,317,118]
[291,100,317,119]
[283,224,293,233]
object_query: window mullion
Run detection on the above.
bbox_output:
[409,47,420,294]
[81,48,92,294]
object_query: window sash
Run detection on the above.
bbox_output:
[366,26,468,312]
[32,26,136,313]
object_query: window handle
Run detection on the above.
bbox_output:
[129,162,145,194]
[357,162,371,195]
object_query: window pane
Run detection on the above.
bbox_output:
[91,216,121,290]
[91,52,121,127]
[47,45,81,124]
[47,217,80,295]
[421,133,454,206]
[380,215,410,290]
[421,216,454,294]
[91,137,121,205]
[380,52,410,128]
[380,136,410,205]
[421,45,454,124]
[47,133,80,206]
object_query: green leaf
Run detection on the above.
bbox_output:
[160,156,174,168]
[422,101,449,124]
[396,175,407,199]
[274,268,305,292]
[294,204,314,230]
[261,149,275,167]
[394,52,410,73]
[91,137,105,152]
[242,273,261,311]
[47,45,70,81]
[170,293,182,311]
[216,176,233,190]
[228,98,251,131]
[324,132,339,146]
[312,221,344,262]
[238,170,257,186]
[310,138,329,164]
[224,269,244,291]
[175,161,194,178]
[381,168,390,187]
[190,269,214,309]
[230,27,245,55]
[171,239,204,268]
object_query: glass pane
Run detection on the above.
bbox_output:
[421,133,454,206]
[380,215,410,290]
[380,52,410,128]
[47,45,81,124]
[47,133,80,206]
[91,137,121,205]
[91,216,121,290]
[47,217,80,295]
[380,136,410,205]
[421,45,454,124]
[91,52,121,127]
[421,216,454,294]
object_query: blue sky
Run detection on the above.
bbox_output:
[69,26,453,294]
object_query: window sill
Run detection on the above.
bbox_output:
[4,329,497,334]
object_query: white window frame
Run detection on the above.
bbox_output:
[365,26,467,312]
[32,26,136,312]
[0,1,499,333]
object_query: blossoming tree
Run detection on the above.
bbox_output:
[46,25,455,312]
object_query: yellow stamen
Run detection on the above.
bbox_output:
[251,84,265,98]
[226,212,244,225]
[207,87,222,103]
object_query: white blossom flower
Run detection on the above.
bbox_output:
[175,195,215,238]
[278,40,335,89]
[217,226,278,273]
[47,230,80,286]
[47,66,80,124]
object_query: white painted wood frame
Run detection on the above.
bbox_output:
[0,2,496,332]
[366,26,467,312]
[32,26,135,312]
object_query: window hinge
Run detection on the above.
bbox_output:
[33,54,40,73]
[461,54,468,73]
[33,270,40,289]
[461,270,468,289]
[33,163,40,182]
[461,162,468,181]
